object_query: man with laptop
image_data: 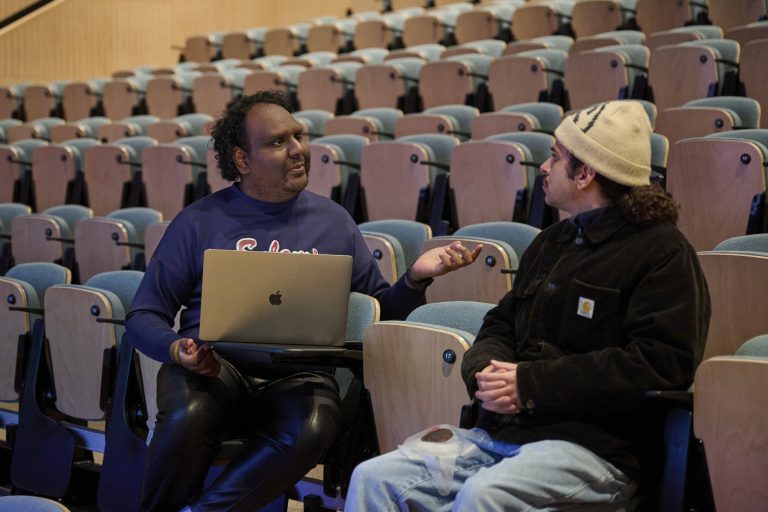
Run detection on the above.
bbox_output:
[125,91,482,512]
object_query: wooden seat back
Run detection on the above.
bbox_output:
[697,252,768,360]
[666,138,766,251]
[648,45,720,111]
[363,322,471,453]
[450,140,528,227]
[423,237,513,303]
[360,141,431,220]
[693,356,768,512]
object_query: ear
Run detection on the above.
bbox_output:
[232,146,249,175]
[575,165,597,190]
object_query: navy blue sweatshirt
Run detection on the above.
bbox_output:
[126,184,426,363]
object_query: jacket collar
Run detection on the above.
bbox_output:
[556,204,628,245]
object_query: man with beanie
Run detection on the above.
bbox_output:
[344,100,710,511]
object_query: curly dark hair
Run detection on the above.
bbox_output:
[210,91,293,181]
[566,152,679,226]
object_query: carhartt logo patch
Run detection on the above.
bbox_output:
[577,297,595,319]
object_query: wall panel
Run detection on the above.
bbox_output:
[0,0,356,86]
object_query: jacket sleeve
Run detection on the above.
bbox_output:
[515,240,709,415]
[461,291,520,395]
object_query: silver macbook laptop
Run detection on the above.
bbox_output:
[199,249,353,346]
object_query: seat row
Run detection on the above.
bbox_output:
[3,21,767,126]
[2,110,766,251]
[179,0,763,62]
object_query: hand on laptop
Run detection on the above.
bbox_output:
[410,241,483,281]
[171,338,221,377]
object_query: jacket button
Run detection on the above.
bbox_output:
[526,399,536,410]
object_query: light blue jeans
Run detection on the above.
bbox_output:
[344,439,638,512]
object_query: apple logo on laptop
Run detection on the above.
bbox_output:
[269,291,282,305]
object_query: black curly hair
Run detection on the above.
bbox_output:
[566,151,678,225]
[210,91,293,181]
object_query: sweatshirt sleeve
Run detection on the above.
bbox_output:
[125,260,192,364]
[515,241,709,415]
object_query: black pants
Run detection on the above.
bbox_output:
[138,359,342,512]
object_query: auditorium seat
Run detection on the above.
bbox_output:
[141,136,210,219]
[724,20,768,49]
[146,113,213,143]
[83,135,156,216]
[488,49,568,109]
[307,134,368,205]
[648,38,741,111]
[363,301,494,453]
[454,3,515,44]
[707,0,768,33]
[0,139,48,205]
[0,83,26,120]
[294,109,334,139]
[354,9,417,50]
[145,72,200,119]
[324,107,402,141]
[9,270,143,498]
[419,53,493,110]
[183,32,223,63]
[402,7,463,47]
[645,25,724,53]
[221,27,267,60]
[97,115,159,143]
[571,0,637,39]
[565,43,650,109]
[360,133,458,223]
[61,78,109,122]
[655,96,761,145]
[510,1,573,40]
[242,64,305,110]
[74,207,162,282]
[284,50,338,68]
[359,219,431,284]
[471,102,563,139]
[440,39,507,59]
[23,80,69,121]
[693,352,768,512]
[503,34,574,56]
[296,61,362,113]
[11,204,92,270]
[354,56,424,111]
[31,138,100,212]
[387,43,446,62]
[307,17,357,53]
[263,23,311,56]
[696,250,768,359]
[332,47,390,65]
[666,130,768,252]
[420,222,536,303]
[635,0,706,35]
[395,104,478,140]
[50,116,109,143]
[740,38,768,128]
[0,262,71,440]
[6,117,64,143]
[192,68,253,117]
[102,74,151,121]
[0,119,22,144]
[568,29,645,54]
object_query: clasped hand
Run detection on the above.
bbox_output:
[475,359,523,415]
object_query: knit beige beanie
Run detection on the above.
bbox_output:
[554,101,652,187]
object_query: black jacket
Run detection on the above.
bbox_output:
[461,205,710,487]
